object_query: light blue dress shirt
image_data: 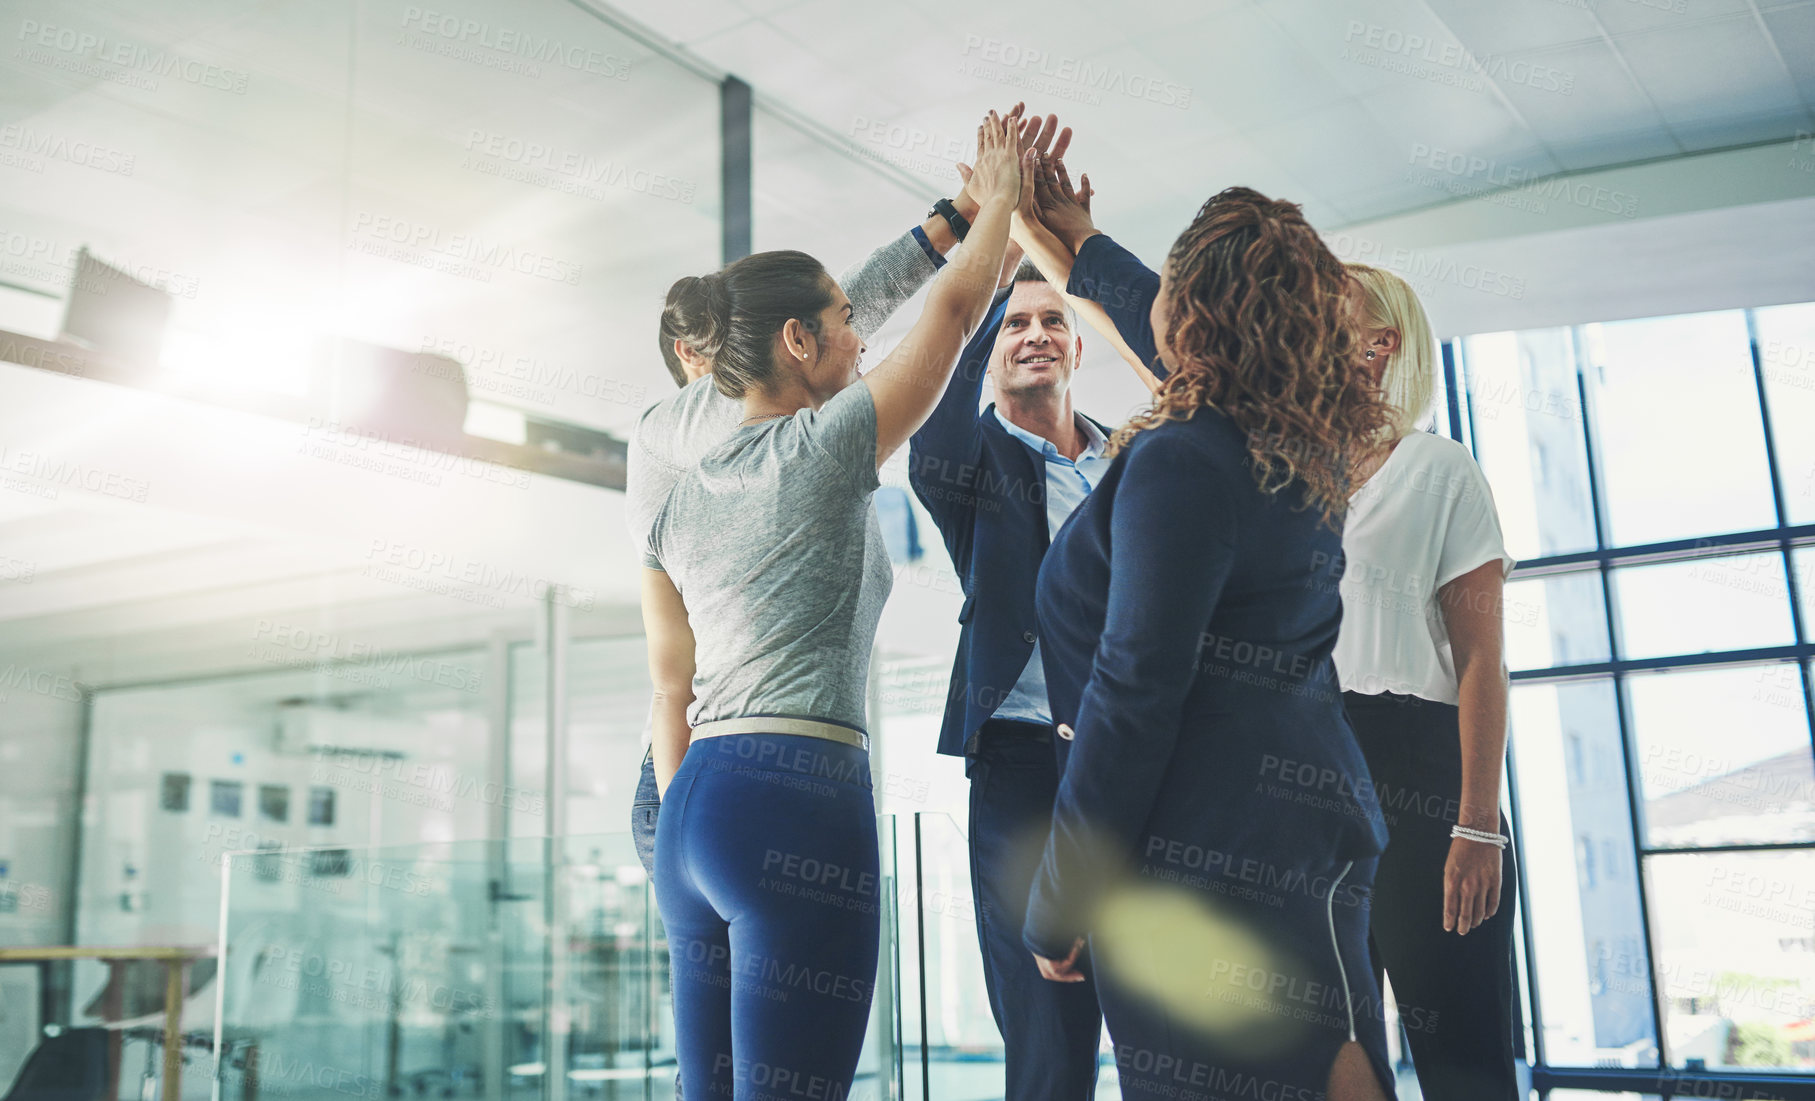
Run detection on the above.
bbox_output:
[990,407,1112,726]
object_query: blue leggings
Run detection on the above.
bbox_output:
[655,732,881,1101]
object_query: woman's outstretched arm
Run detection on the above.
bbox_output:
[864,111,1027,467]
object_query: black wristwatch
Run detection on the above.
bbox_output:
[929,197,971,242]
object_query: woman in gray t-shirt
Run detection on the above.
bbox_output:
[639,111,1023,1099]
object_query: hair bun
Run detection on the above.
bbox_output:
[699,271,732,330]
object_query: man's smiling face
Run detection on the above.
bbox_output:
[990,279,1082,400]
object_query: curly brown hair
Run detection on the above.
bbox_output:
[1107,187,1390,526]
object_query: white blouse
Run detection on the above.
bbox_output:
[1332,431,1515,705]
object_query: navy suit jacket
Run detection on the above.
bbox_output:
[908,236,1162,759]
[1017,235,1388,956]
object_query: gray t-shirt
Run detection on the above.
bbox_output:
[646,380,893,731]
[623,230,935,748]
[625,374,743,549]
[623,229,938,553]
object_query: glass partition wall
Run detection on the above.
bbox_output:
[214,826,916,1101]
[1455,302,1815,1097]
[0,0,719,1092]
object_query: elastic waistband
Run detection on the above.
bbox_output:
[692,715,870,752]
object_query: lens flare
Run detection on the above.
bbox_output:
[1093,880,1313,1057]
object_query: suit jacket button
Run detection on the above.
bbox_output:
[1057,723,1075,741]
[1022,630,1037,644]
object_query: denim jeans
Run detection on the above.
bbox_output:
[631,746,660,879]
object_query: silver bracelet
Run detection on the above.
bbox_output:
[1450,825,1508,849]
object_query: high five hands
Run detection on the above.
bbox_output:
[959,105,1096,256]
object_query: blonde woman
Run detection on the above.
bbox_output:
[1334,264,1519,1099]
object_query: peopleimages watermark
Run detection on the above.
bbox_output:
[844,116,973,183]
[212,1052,382,1101]
[363,538,597,610]
[254,943,497,1015]
[1405,143,1641,218]
[1753,662,1810,714]
[1326,233,1526,300]
[0,124,136,177]
[397,6,631,81]
[1761,334,1815,391]
[957,35,1192,110]
[0,880,52,914]
[312,749,543,815]
[0,443,150,503]
[1789,131,1815,174]
[460,129,696,205]
[0,662,82,704]
[14,18,250,94]
[200,825,441,896]
[0,230,200,300]
[756,847,880,914]
[247,619,485,694]
[1682,550,1792,602]
[347,210,583,286]
[1342,22,1575,96]
[1644,733,1815,810]
[669,932,872,1004]
[298,416,532,490]
[1142,835,1370,911]
[0,334,101,379]
[1469,374,1582,424]
[417,336,649,409]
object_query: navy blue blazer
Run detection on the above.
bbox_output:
[1021,237,1388,958]
[907,287,1118,759]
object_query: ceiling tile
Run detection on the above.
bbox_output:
[601,0,755,45]
[1761,2,1815,108]
[1614,12,1808,143]
[1420,0,1602,55]
[1589,0,1750,37]
[1242,97,1408,225]
[1137,3,1351,124]
[1493,37,1676,154]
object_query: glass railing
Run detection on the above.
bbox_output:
[213,815,1117,1101]
[214,826,904,1101]
[897,813,1119,1100]
[215,832,675,1101]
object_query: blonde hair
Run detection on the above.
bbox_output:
[1347,264,1437,440]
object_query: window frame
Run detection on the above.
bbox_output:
[1447,307,1815,1097]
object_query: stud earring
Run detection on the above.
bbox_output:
[1365,350,1377,360]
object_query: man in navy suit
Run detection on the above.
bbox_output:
[907,259,1128,1100]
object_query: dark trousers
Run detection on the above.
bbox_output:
[967,719,1102,1100]
[1342,691,1520,1101]
[657,733,880,1101]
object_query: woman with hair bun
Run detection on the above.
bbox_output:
[1016,177,1399,1099]
[1336,264,1519,1101]
[639,111,1027,1099]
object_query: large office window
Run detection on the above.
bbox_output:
[1453,303,1815,1083]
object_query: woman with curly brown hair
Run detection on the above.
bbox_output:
[1017,180,1398,1100]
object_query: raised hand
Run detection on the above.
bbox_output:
[1032,153,1098,255]
[965,109,1023,208]
[953,102,1023,214]
[1017,111,1071,166]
